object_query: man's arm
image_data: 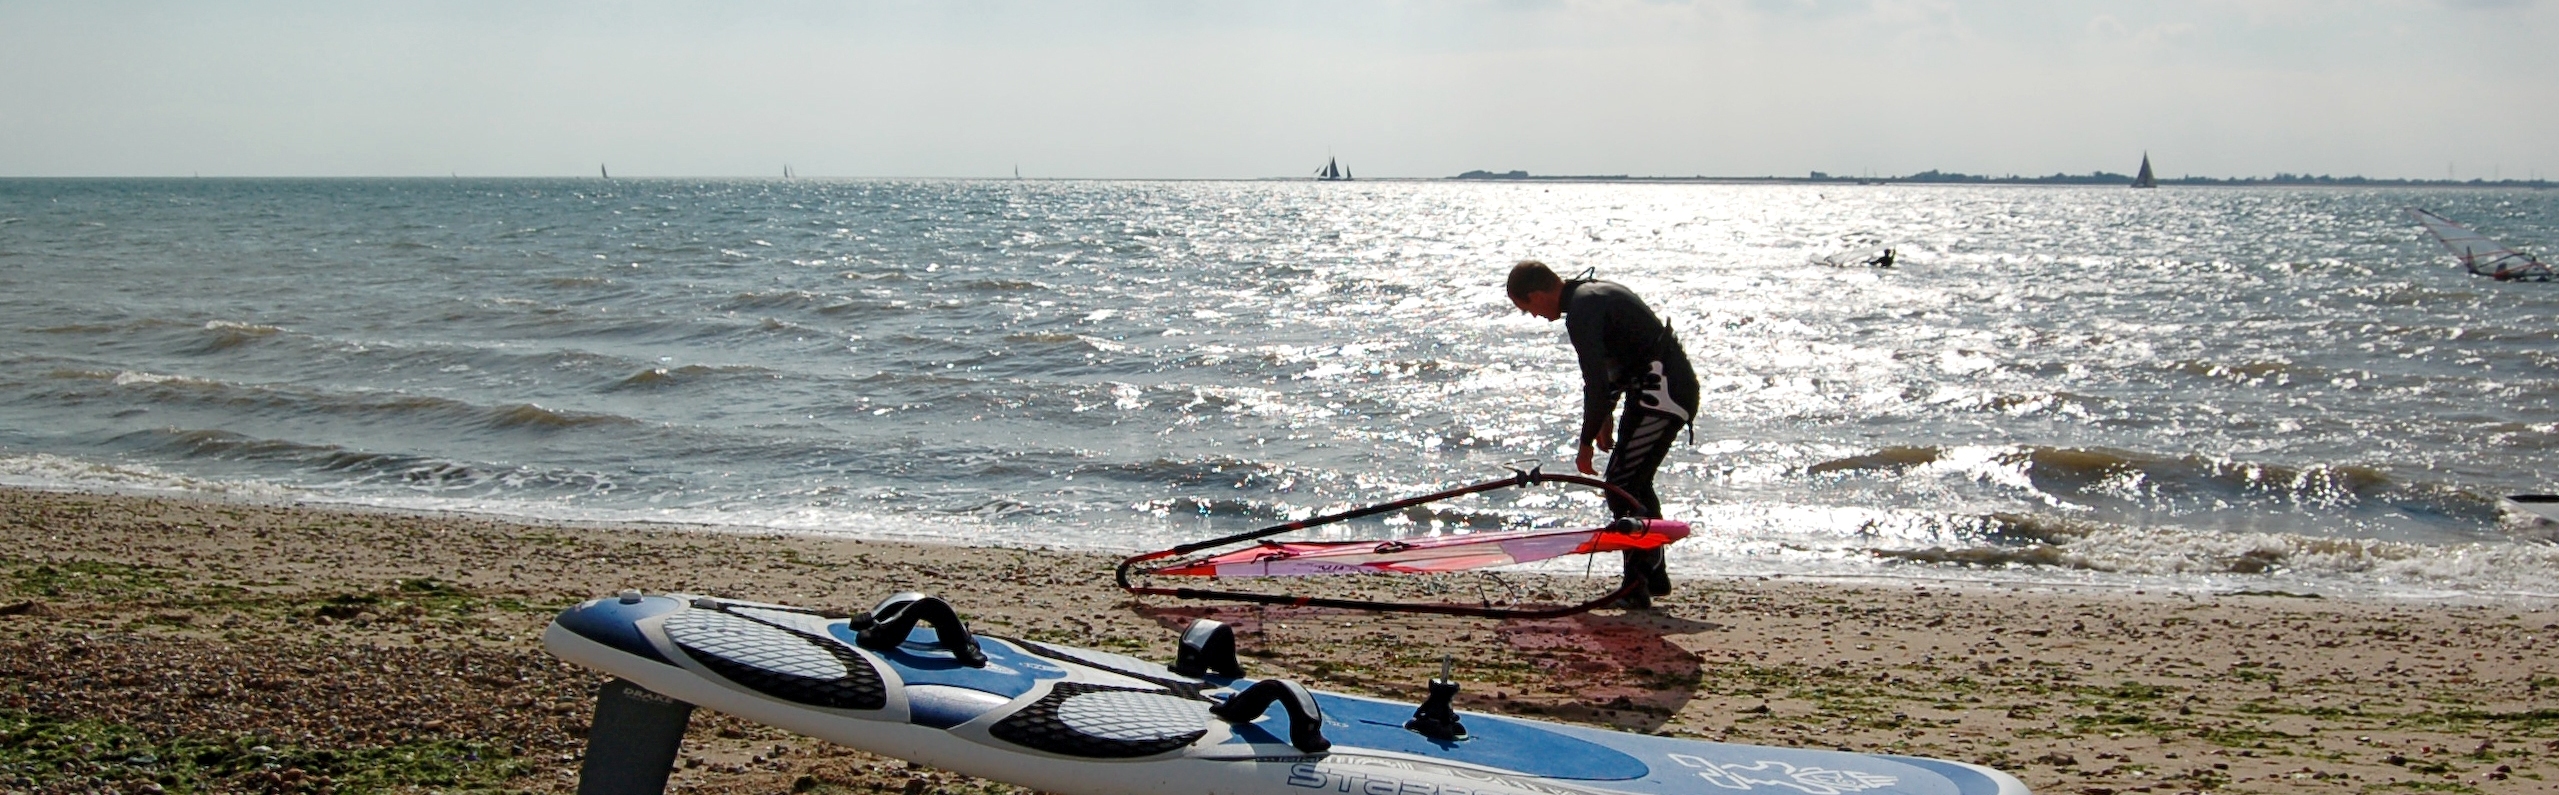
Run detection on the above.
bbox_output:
[1566,310,1616,474]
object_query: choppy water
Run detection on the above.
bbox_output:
[5,178,2558,600]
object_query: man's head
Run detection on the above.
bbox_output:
[1507,260,1564,320]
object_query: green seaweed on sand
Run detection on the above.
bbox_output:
[3,557,171,600]
[2187,723,2308,750]
[2094,680,2172,701]
[0,709,530,793]
[2371,782,2482,794]
[214,578,549,623]
[2390,707,2559,733]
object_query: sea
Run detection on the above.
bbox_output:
[5,178,2557,603]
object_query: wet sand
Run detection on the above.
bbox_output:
[4,486,2556,794]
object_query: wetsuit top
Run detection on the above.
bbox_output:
[1560,279,1699,443]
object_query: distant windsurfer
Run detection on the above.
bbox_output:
[1869,248,1895,268]
[1506,261,1699,608]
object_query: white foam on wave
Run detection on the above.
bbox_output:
[203,319,285,333]
[109,370,215,387]
[0,452,302,499]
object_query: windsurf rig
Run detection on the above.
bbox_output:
[2410,208,2554,282]
[1115,467,1690,618]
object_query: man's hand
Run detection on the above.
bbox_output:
[1578,417,1615,475]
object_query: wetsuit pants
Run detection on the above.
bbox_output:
[1606,406,1682,598]
[1605,354,1694,601]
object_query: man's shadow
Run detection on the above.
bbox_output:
[1129,603,1717,734]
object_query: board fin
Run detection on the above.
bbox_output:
[575,679,694,795]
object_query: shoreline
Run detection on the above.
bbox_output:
[6,485,2557,793]
[28,474,2556,611]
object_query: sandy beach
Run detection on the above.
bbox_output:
[4,485,2556,794]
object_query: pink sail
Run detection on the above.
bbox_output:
[1152,519,1690,577]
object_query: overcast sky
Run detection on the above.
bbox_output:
[3,1,2552,180]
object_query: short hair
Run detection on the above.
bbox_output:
[1506,260,1561,301]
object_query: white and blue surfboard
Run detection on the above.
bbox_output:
[544,591,2030,795]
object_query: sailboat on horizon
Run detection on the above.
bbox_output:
[600,163,611,180]
[2131,153,2157,188]
[1316,156,1352,181]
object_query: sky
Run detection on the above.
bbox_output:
[2,1,2553,181]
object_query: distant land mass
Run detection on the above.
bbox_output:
[1449,169,2557,189]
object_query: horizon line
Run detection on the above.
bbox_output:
[2,172,2552,187]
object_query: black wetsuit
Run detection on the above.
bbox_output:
[1560,279,1699,600]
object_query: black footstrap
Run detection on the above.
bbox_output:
[1169,619,1244,679]
[854,594,988,668]
[1209,679,1330,753]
